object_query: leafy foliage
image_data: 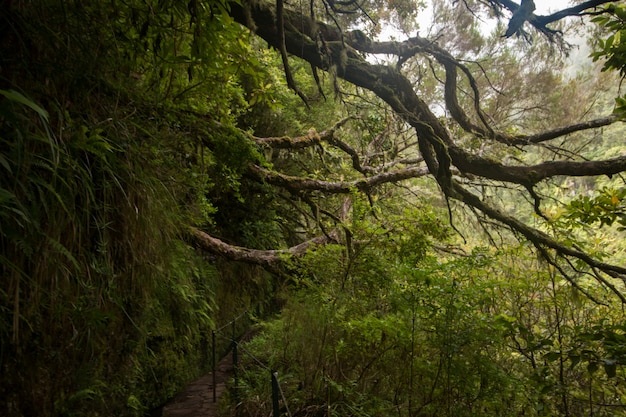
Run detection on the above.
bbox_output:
[0,0,282,415]
[233,242,626,417]
[591,3,626,77]
[590,3,626,115]
[565,187,626,230]
[3,1,626,416]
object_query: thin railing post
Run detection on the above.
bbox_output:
[212,330,217,403]
[271,370,280,417]
[233,339,239,415]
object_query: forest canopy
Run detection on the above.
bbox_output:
[187,0,626,298]
[2,0,626,416]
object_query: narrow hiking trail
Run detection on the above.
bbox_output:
[160,325,259,417]
[161,348,234,417]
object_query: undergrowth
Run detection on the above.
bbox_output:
[0,1,258,415]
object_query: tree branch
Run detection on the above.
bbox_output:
[276,0,309,106]
[188,227,337,272]
[452,182,626,287]
[252,117,387,175]
[316,27,623,147]
[247,164,430,193]
[226,0,626,295]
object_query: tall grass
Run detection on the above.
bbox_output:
[0,77,221,415]
[0,3,223,415]
[0,1,288,414]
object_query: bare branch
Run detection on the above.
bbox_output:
[226,0,626,296]
[188,227,337,272]
[534,0,616,26]
[514,115,623,145]
[327,30,623,147]
[252,116,354,148]
[252,117,383,175]
[276,0,309,106]
[489,0,616,38]
[449,149,626,186]
[248,164,430,193]
[452,182,626,281]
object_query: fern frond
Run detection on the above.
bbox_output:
[45,234,81,273]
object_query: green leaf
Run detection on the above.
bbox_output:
[568,354,581,369]
[587,361,599,375]
[603,359,618,378]
[0,153,12,173]
[0,89,49,121]
[544,351,561,362]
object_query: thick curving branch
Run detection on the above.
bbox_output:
[247,164,430,193]
[189,227,337,272]
[252,116,355,148]
[226,0,626,295]
[451,181,626,299]
[229,0,625,191]
[447,149,626,187]
[343,31,623,147]
[252,116,422,176]
[485,0,616,38]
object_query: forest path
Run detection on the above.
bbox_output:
[160,326,259,417]
[160,349,233,417]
